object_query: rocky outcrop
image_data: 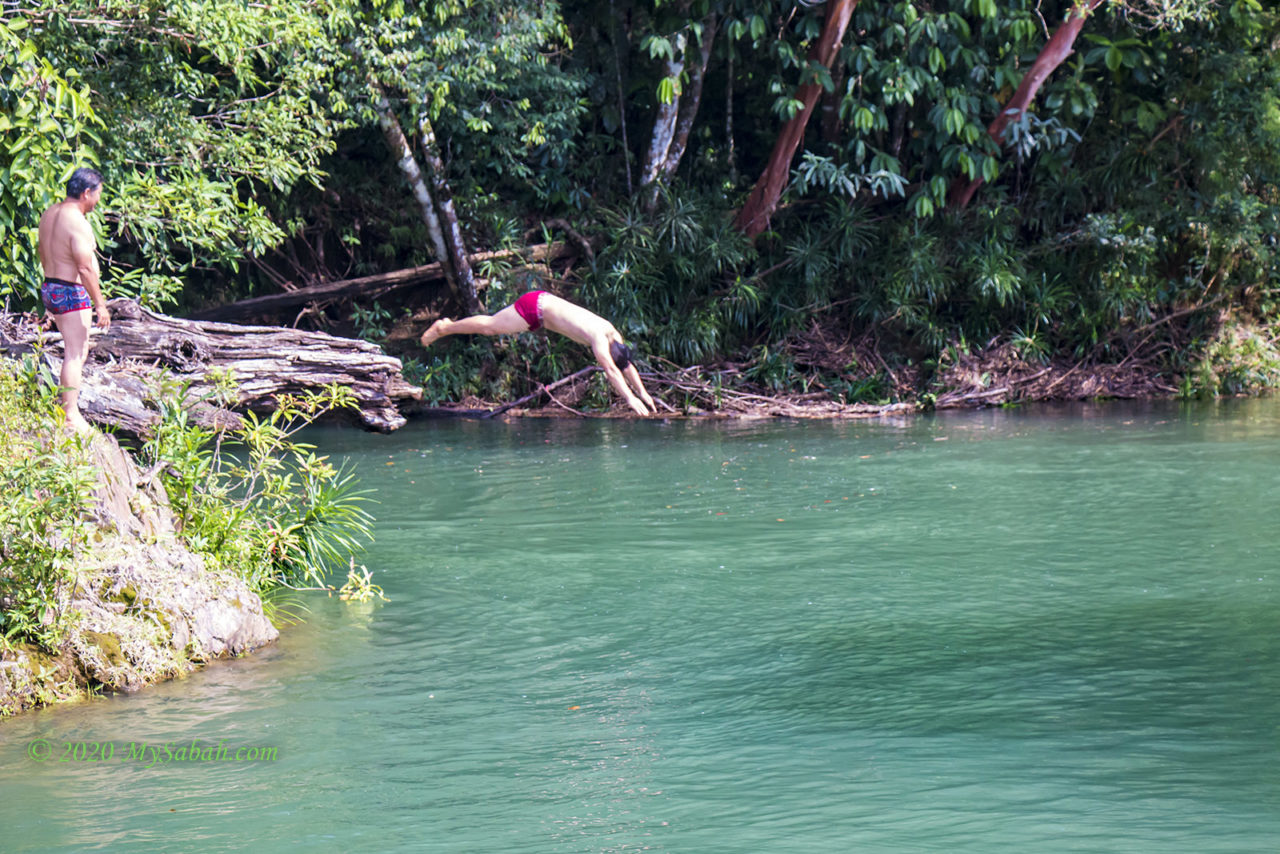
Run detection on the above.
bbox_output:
[0,433,277,714]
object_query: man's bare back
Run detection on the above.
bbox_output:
[40,203,91,280]
[536,292,622,349]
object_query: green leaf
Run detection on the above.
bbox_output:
[854,107,874,133]
[929,46,945,74]
[657,77,676,105]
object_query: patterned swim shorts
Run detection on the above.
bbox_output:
[41,278,92,315]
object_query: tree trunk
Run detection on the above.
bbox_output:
[418,112,481,314]
[657,14,719,183]
[949,0,1105,210]
[889,102,908,159]
[732,0,858,237]
[1,299,423,435]
[372,88,466,306]
[819,62,845,145]
[639,31,686,197]
[610,0,635,194]
[725,46,737,184]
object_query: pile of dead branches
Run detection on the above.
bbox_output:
[641,361,915,419]
[786,318,921,400]
[933,339,1179,407]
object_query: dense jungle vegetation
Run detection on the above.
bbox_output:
[3,0,1279,404]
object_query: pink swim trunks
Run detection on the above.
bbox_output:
[514,290,546,331]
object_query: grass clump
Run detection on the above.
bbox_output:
[137,379,376,595]
[0,356,96,650]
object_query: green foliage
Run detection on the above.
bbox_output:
[404,337,515,404]
[338,561,389,602]
[584,186,757,364]
[828,371,891,404]
[743,345,795,391]
[341,0,589,205]
[9,0,350,307]
[1184,315,1280,397]
[0,357,96,648]
[138,381,374,592]
[350,301,394,342]
[8,0,1280,402]
[0,14,99,305]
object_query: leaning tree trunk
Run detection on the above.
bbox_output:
[656,14,718,184]
[949,0,1105,210]
[639,31,686,206]
[0,299,422,435]
[372,87,466,308]
[732,0,858,237]
[417,111,481,314]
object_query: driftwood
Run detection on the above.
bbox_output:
[0,298,422,435]
[483,365,600,418]
[644,363,917,419]
[192,243,569,323]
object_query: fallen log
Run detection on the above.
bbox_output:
[0,298,422,435]
[192,242,569,323]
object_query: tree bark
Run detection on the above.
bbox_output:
[639,31,686,197]
[819,62,845,145]
[610,0,635,194]
[725,46,737,184]
[372,87,466,307]
[732,0,858,237]
[2,299,422,435]
[949,0,1105,210]
[657,14,718,183]
[417,112,481,314]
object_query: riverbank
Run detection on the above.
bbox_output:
[396,304,1280,420]
[0,426,278,715]
[404,335,1192,419]
[0,362,281,716]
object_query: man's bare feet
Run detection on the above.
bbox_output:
[419,318,452,347]
[64,412,93,435]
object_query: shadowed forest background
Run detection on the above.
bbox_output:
[3,0,1278,407]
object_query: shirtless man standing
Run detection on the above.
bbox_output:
[37,167,110,433]
[419,290,658,415]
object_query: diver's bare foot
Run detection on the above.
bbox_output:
[419,318,452,347]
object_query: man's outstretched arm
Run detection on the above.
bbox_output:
[623,363,657,412]
[593,343,652,415]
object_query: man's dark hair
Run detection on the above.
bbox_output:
[66,167,103,200]
[609,341,634,370]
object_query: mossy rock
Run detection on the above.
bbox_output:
[81,630,127,667]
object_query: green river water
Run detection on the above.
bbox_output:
[2,400,1278,852]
